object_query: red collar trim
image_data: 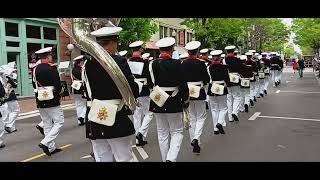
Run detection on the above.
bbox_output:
[132,51,141,58]
[188,55,198,60]
[226,54,236,58]
[159,53,172,59]
[41,60,49,64]
[212,60,221,64]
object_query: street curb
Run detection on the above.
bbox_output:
[314,71,320,86]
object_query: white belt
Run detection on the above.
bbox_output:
[212,80,225,84]
[87,99,122,107]
[229,72,239,76]
[136,78,147,85]
[241,78,250,80]
[38,86,54,90]
[187,81,202,86]
[159,87,178,91]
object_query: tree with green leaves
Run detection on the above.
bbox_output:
[118,18,158,53]
[292,18,320,55]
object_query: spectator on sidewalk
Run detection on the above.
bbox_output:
[0,76,7,148]
[298,59,305,78]
[292,59,298,74]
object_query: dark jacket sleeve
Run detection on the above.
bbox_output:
[52,69,62,96]
[0,81,5,98]
[201,63,210,85]
[178,61,189,102]
[6,77,17,88]
[119,57,139,98]
[224,66,231,86]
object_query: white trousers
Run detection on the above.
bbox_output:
[271,70,278,85]
[39,106,64,153]
[0,105,6,145]
[239,88,245,112]
[209,96,227,131]
[154,113,183,162]
[243,88,251,105]
[74,94,87,122]
[227,86,241,121]
[133,96,153,138]
[254,79,260,97]
[188,100,206,143]
[3,101,20,131]
[91,135,133,162]
[277,70,282,82]
[264,75,270,90]
[250,82,255,100]
[38,121,44,128]
[259,79,265,94]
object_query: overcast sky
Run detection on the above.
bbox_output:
[281,18,302,54]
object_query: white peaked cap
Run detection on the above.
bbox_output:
[118,50,128,56]
[200,48,209,54]
[240,55,247,60]
[142,53,150,59]
[225,45,236,50]
[156,37,176,48]
[179,52,189,59]
[35,47,52,54]
[73,55,84,61]
[210,50,223,56]
[245,52,253,56]
[185,41,201,51]
[129,40,144,48]
[91,26,122,37]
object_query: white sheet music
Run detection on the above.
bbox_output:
[128,61,144,75]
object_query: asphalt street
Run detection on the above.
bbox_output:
[1,67,320,162]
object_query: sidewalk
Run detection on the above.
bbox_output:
[17,96,75,113]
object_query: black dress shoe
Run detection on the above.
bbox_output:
[78,118,85,126]
[254,96,257,102]
[36,125,44,136]
[0,144,5,148]
[166,160,172,162]
[50,148,62,155]
[250,99,254,106]
[245,104,249,112]
[216,123,225,134]
[136,132,147,147]
[232,114,239,121]
[90,151,95,160]
[214,131,220,135]
[264,90,267,95]
[192,139,200,154]
[260,93,264,98]
[5,127,17,133]
[206,102,209,110]
[275,82,278,87]
[39,143,51,156]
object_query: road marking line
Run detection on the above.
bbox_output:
[248,112,261,121]
[132,152,139,162]
[21,144,72,162]
[258,115,320,122]
[278,91,320,94]
[135,146,149,160]
[17,105,76,121]
[276,90,280,93]
[80,155,92,159]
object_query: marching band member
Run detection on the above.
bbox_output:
[207,50,230,134]
[251,51,259,101]
[179,52,188,60]
[182,41,210,154]
[276,53,284,85]
[224,45,242,122]
[245,52,257,107]
[0,78,6,148]
[238,55,247,113]
[239,55,253,113]
[270,52,280,87]
[128,40,153,147]
[257,55,266,98]
[71,55,87,126]
[261,52,271,94]
[200,48,210,64]
[149,37,189,162]
[33,47,64,156]
[84,24,139,162]
[118,50,128,59]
